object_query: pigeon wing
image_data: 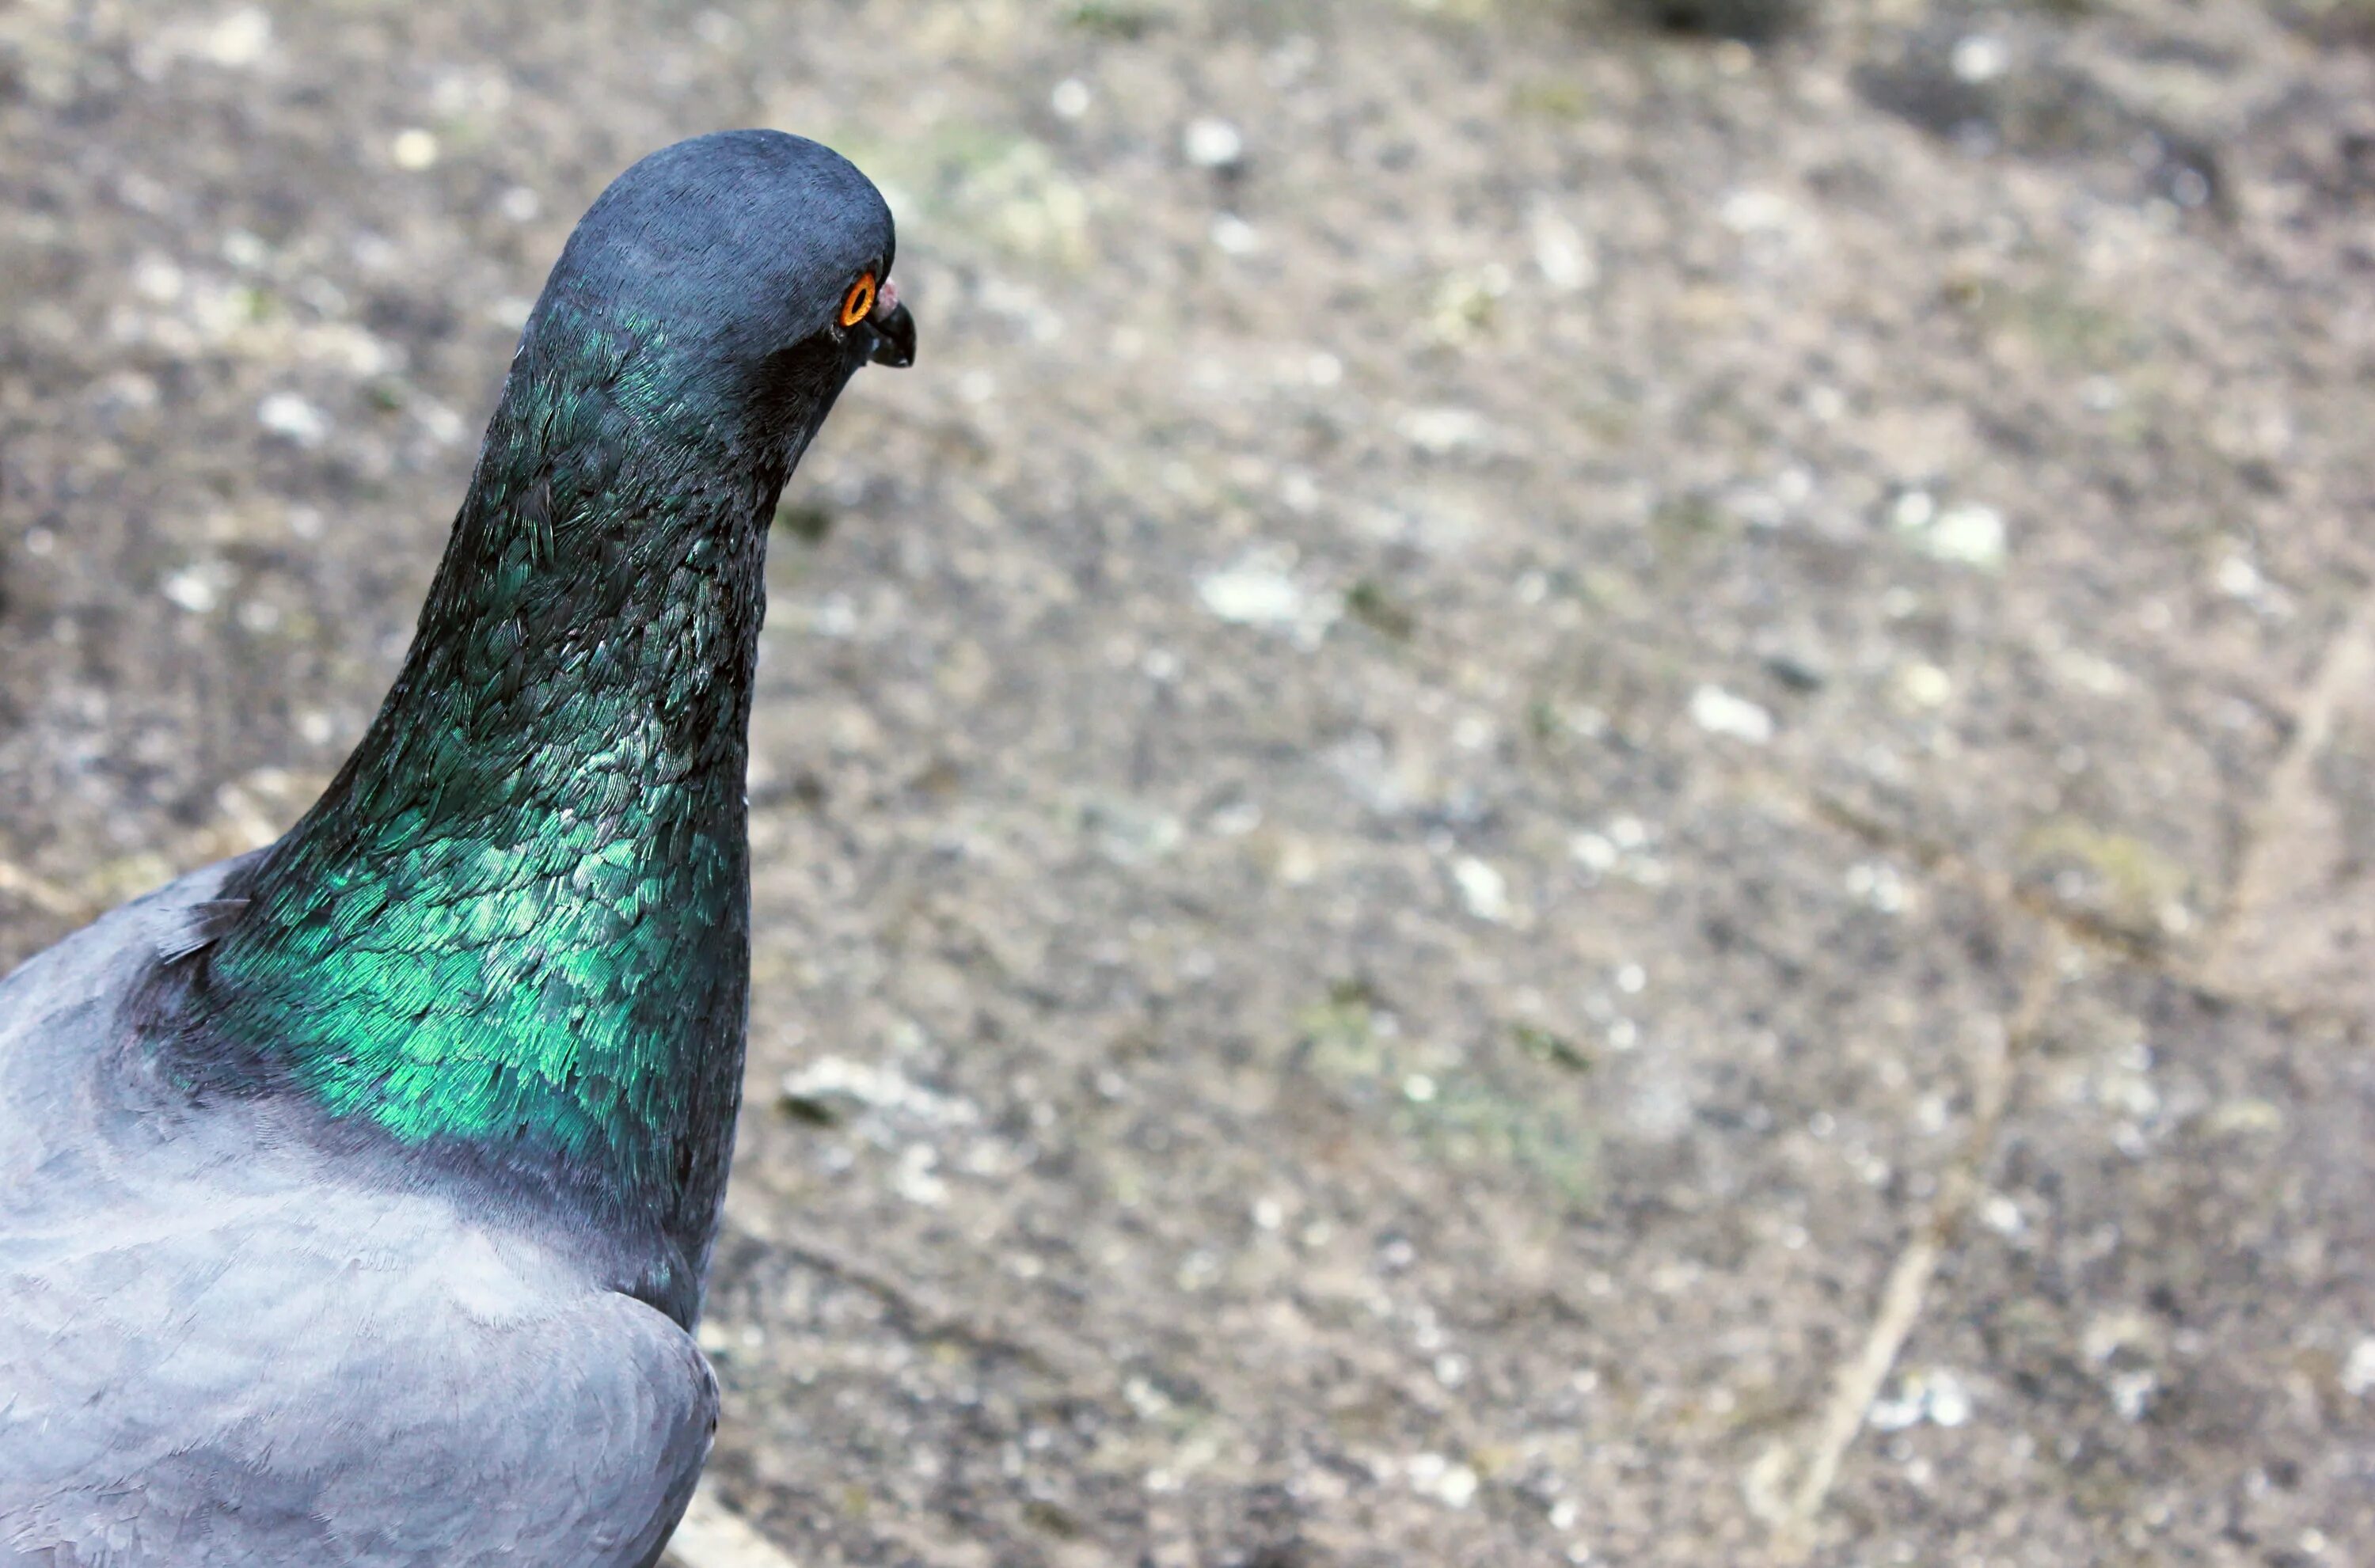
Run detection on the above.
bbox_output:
[0,1189,716,1568]
[0,862,715,1567]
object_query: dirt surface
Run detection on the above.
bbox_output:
[5,0,2375,1562]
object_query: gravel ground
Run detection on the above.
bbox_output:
[5,1,2375,1563]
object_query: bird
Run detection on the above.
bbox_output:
[0,128,915,1566]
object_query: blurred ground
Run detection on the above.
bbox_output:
[4,0,2375,1562]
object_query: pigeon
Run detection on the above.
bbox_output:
[0,129,915,1566]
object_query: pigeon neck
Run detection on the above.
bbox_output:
[194,303,808,1281]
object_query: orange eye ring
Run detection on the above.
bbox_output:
[840,272,877,328]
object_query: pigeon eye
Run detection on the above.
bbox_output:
[839,272,877,328]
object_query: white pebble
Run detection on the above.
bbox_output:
[1210,214,1261,256]
[161,564,224,613]
[1979,1192,2025,1236]
[1396,405,1491,455]
[1689,684,1774,745]
[1928,503,2008,568]
[893,1144,948,1207]
[1719,189,1794,235]
[2343,1338,2375,1398]
[131,255,184,304]
[390,128,439,171]
[1405,1453,1478,1509]
[203,8,272,68]
[1183,116,1244,170]
[1531,207,1596,293]
[1050,78,1092,119]
[1951,34,2009,84]
[1925,1370,1974,1428]
[1453,856,1511,923]
[256,391,329,446]
[2213,555,2263,598]
[1900,663,1954,708]
[1197,556,1305,628]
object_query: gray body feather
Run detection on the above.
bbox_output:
[0,863,717,1566]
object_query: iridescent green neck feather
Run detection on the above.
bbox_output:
[173,129,908,1289]
[193,298,820,1249]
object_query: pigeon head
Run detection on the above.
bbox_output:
[525,129,915,440]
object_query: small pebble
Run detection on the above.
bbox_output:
[1925,503,2007,568]
[390,128,439,171]
[2342,1339,2375,1398]
[203,9,272,68]
[162,564,224,613]
[1197,554,1304,628]
[1532,208,1594,293]
[2213,556,2262,598]
[1397,405,1490,455]
[256,391,330,446]
[1183,117,1245,171]
[1405,1453,1478,1509]
[1453,856,1511,923]
[131,255,184,304]
[1690,684,1775,744]
[1926,1370,1973,1427]
[1719,189,1793,234]
[1899,663,1953,708]
[221,230,269,268]
[1210,214,1260,256]
[1979,1193,2025,1236]
[1951,34,2009,84]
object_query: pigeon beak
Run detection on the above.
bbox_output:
[865,277,916,369]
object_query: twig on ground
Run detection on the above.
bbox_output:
[1766,938,2065,1563]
